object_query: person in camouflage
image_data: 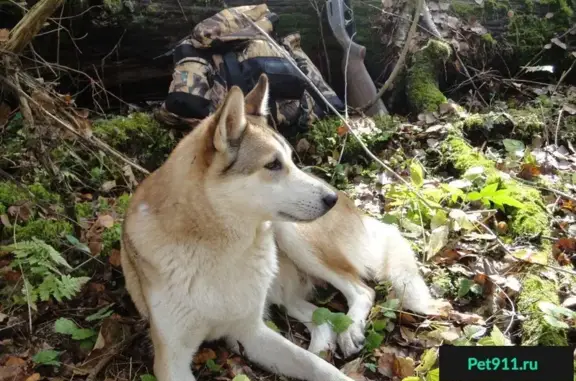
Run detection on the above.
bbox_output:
[155,4,344,136]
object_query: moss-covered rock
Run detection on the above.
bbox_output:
[517,274,568,346]
[406,40,452,113]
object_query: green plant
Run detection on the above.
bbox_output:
[466,182,525,211]
[32,349,62,367]
[364,298,400,352]
[312,307,353,334]
[1,238,90,309]
[54,317,98,350]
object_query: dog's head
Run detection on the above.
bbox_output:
[192,74,338,222]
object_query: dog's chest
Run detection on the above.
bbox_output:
[165,228,278,320]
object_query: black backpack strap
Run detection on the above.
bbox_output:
[222,51,249,93]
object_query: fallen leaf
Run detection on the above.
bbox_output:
[551,37,567,50]
[562,103,576,115]
[426,225,450,260]
[4,357,26,367]
[193,348,217,365]
[25,373,40,381]
[336,125,348,136]
[448,310,486,325]
[295,138,310,153]
[109,249,121,267]
[7,203,32,223]
[0,29,9,42]
[101,181,116,192]
[340,358,366,381]
[3,271,21,282]
[97,215,115,229]
[393,356,415,378]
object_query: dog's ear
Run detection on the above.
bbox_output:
[213,86,247,152]
[245,73,269,117]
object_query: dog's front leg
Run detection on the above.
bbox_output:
[228,319,354,381]
[149,317,206,381]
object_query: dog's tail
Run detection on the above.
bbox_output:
[361,217,435,315]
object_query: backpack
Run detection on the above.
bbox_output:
[154,4,345,136]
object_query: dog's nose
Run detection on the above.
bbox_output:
[322,193,338,209]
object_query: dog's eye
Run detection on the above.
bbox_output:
[264,158,282,171]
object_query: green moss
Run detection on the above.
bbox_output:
[15,219,72,244]
[103,0,123,13]
[102,222,122,255]
[481,33,496,45]
[115,193,131,215]
[307,115,400,164]
[0,182,59,208]
[443,136,548,237]
[93,112,176,170]
[517,274,567,345]
[406,40,451,113]
[75,202,94,219]
[505,185,549,237]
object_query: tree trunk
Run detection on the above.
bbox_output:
[1,0,574,111]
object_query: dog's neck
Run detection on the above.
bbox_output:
[144,164,265,251]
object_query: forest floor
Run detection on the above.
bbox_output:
[1,75,576,381]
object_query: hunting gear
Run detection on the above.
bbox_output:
[155,4,346,136]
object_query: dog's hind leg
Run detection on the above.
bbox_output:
[227,318,354,381]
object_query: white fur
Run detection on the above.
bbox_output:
[269,216,436,358]
[122,75,438,381]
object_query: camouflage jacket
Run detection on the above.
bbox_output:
[155,4,344,136]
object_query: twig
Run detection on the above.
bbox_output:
[241,12,441,212]
[553,55,576,94]
[5,0,64,54]
[476,220,576,277]
[360,0,423,112]
[85,329,145,381]
[554,109,563,147]
[511,175,576,204]
[2,78,150,175]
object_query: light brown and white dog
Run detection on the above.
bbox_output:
[121,74,439,381]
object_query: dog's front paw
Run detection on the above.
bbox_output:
[308,324,337,356]
[337,319,366,358]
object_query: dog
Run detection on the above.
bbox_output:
[121,73,439,381]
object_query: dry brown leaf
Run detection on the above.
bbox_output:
[97,215,115,228]
[193,348,216,365]
[25,373,40,381]
[0,103,11,127]
[393,356,415,379]
[377,348,397,378]
[3,271,21,282]
[0,29,9,42]
[88,241,103,257]
[8,203,32,223]
[448,310,486,325]
[341,358,366,381]
[4,357,26,367]
[518,162,541,180]
[109,249,121,267]
[0,365,26,381]
[295,138,310,153]
[336,125,348,136]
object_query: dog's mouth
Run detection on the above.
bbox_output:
[278,211,310,222]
